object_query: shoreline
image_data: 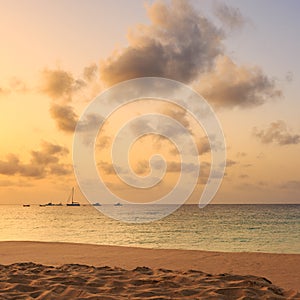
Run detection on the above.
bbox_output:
[0,241,299,292]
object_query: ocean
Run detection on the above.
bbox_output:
[0,204,299,254]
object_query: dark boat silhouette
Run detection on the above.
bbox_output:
[66,187,80,207]
[39,202,63,207]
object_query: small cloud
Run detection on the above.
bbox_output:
[83,63,98,82]
[236,152,247,158]
[239,174,249,179]
[49,104,78,133]
[98,161,116,175]
[77,113,104,132]
[214,2,246,31]
[253,120,300,145]
[41,68,75,101]
[197,55,282,108]
[219,159,237,168]
[226,159,238,167]
[135,160,150,175]
[49,164,72,176]
[166,161,199,174]
[40,141,69,156]
[9,77,27,93]
[257,180,268,187]
[196,137,211,155]
[0,179,33,187]
[0,86,6,95]
[97,136,111,150]
[256,152,265,159]
[285,71,293,83]
[0,154,20,175]
[0,77,28,96]
[242,163,252,168]
[279,180,300,190]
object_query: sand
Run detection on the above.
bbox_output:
[0,241,299,299]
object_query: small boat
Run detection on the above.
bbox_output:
[92,202,101,206]
[39,202,62,207]
[114,202,123,207]
[23,204,30,207]
[66,187,80,207]
[39,202,53,207]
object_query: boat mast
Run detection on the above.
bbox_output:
[71,187,74,204]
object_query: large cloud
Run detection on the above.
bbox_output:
[100,0,281,109]
[197,56,282,108]
[100,0,224,85]
[0,142,71,179]
[253,120,300,145]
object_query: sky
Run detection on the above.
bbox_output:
[0,0,299,205]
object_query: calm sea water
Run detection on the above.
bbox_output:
[0,204,299,253]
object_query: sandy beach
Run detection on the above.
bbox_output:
[0,241,299,299]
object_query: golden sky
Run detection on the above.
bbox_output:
[0,0,299,204]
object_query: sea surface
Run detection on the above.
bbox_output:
[0,204,299,253]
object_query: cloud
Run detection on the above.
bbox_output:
[135,160,150,175]
[162,106,190,128]
[100,0,224,85]
[41,69,80,133]
[225,159,238,167]
[167,161,199,174]
[0,142,71,179]
[135,159,199,175]
[98,161,116,175]
[49,164,72,176]
[196,137,210,155]
[76,113,104,132]
[239,174,249,179]
[0,179,33,187]
[30,141,68,165]
[83,63,98,82]
[0,86,6,95]
[236,152,247,158]
[0,154,20,175]
[41,66,103,133]
[41,69,76,101]
[99,0,281,109]
[253,120,300,145]
[197,55,282,108]
[0,77,27,96]
[97,136,111,150]
[49,104,78,133]
[279,180,300,190]
[214,2,246,31]
[285,71,293,83]
[9,77,27,93]
[40,141,69,156]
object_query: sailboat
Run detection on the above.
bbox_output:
[66,187,80,206]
